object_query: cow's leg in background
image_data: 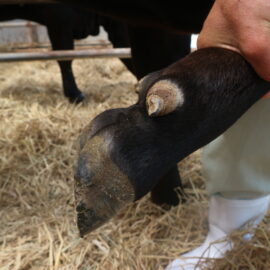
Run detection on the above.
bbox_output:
[128,26,191,205]
[102,19,135,74]
[127,26,191,79]
[0,3,85,103]
[47,25,85,104]
[150,165,185,206]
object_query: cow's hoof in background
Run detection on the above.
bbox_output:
[151,188,185,206]
[150,166,186,206]
[68,92,86,104]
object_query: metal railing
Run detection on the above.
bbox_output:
[0,48,131,62]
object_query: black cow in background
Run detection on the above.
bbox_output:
[0,3,191,103]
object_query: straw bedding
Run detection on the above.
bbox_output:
[0,58,269,270]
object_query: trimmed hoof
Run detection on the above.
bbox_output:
[74,133,135,237]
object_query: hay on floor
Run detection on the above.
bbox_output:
[0,57,269,270]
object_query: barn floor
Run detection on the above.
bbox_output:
[0,58,269,270]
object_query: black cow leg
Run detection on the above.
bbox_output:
[47,27,85,104]
[151,165,185,206]
[127,26,191,79]
[58,60,85,103]
[103,20,135,74]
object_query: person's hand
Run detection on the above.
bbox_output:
[197,0,270,81]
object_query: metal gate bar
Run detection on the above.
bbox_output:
[0,48,131,62]
[0,0,54,4]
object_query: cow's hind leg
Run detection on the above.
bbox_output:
[47,26,85,103]
[57,60,85,103]
[151,165,185,206]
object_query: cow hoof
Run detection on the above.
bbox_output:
[151,190,180,206]
[68,93,86,104]
[151,187,187,206]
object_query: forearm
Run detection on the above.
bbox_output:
[198,0,270,81]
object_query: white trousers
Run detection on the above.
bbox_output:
[203,98,270,199]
